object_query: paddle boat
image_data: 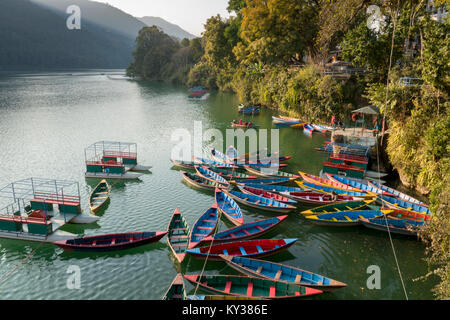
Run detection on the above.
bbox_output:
[232,177,292,185]
[239,183,310,194]
[195,166,230,187]
[305,210,391,227]
[296,181,376,199]
[299,171,361,192]
[376,195,430,214]
[215,188,243,226]
[359,217,424,237]
[279,191,363,205]
[244,165,299,180]
[188,204,219,249]
[369,180,427,206]
[231,120,258,128]
[300,200,375,215]
[227,190,297,213]
[237,185,297,205]
[89,179,110,214]
[206,167,257,180]
[167,208,190,263]
[325,174,391,195]
[180,171,225,191]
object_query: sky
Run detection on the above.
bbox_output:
[96,0,231,36]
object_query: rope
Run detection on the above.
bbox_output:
[0,242,44,286]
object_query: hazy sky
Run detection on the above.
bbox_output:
[96,0,231,36]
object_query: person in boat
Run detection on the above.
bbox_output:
[331,191,338,202]
[239,119,243,125]
[247,122,253,128]
[331,115,336,129]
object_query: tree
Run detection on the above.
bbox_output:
[203,15,236,71]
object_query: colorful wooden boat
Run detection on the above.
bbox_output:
[183,274,322,299]
[231,120,258,128]
[89,179,110,214]
[311,124,332,133]
[244,165,299,180]
[239,183,310,194]
[215,188,243,226]
[325,174,390,195]
[201,215,288,244]
[238,105,261,114]
[366,204,432,222]
[193,156,238,169]
[189,204,219,249]
[368,180,427,206]
[272,115,301,122]
[296,181,376,199]
[162,273,186,300]
[195,166,230,187]
[303,124,315,135]
[167,208,190,263]
[53,231,168,252]
[170,158,196,169]
[210,148,233,163]
[227,190,297,213]
[180,171,224,191]
[279,191,363,205]
[220,255,347,292]
[305,210,391,227]
[186,238,297,260]
[299,171,361,192]
[360,217,424,237]
[236,161,288,169]
[186,294,260,300]
[206,167,257,180]
[300,200,375,215]
[376,195,430,214]
[237,185,297,205]
[232,177,292,185]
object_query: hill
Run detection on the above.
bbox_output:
[138,16,197,40]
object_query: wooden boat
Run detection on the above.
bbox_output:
[53,231,168,252]
[385,209,431,222]
[303,124,315,135]
[227,190,297,213]
[215,188,243,226]
[274,121,303,127]
[311,124,332,133]
[180,171,224,191]
[376,195,430,214]
[368,180,427,206]
[162,273,186,300]
[300,200,375,215]
[167,208,190,263]
[170,158,196,169]
[195,166,230,187]
[183,274,322,299]
[237,185,297,205]
[325,174,390,195]
[193,156,238,169]
[279,191,363,205]
[206,167,257,180]
[244,165,299,180]
[305,210,391,227]
[188,204,219,249]
[186,238,297,260]
[201,215,288,244]
[186,294,260,300]
[299,171,361,192]
[89,179,110,214]
[232,177,292,185]
[220,255,347,292]
[272,115,301,122]
[239,183,310,194]
[296,181,375,199]
[231,120,258,128]
[238,105,260,114]
[359,217,424,237]
[210,148,233,163]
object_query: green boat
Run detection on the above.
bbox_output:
[183,274,322,299]
[162,273,186,300]
[89,179,110,214]
[300,200,375,215]
[167,208,190,263]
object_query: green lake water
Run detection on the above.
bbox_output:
[0,71,437,299]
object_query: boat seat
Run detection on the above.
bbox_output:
[92,241,97,246]
[93,196,108,200]
[193,233,207,237]
[274,270,282,281]
[111,239,116,245]
[203,219,216,223]
[171,243,188,247]
[239,247,246,255]
[256,245,263,253]
[269,286,276,298]
[242,229,251,235]
[222,249,229,255]
[197,226,214,230]
[246,282,254,297]
[224,281,232,293]
[256,266,263,274]
[170,235,189,239]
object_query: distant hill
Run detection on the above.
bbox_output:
[138,16,197,40]
[0,0,134,69]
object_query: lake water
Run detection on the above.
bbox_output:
[0,71,436,300]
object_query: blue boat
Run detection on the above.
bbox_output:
[377,195,430,214]
[215,188,243,226]
[227,190,297,213]
[303,124,315,135]
[210,148,232,163]
[240,183,309,194]
[201,215,288,244]
[233,177,292,185]
[297,181,375,198]
[305,209,391,226]
[369,180,427,206]
[238,105,260,114]
[360,217,424,236]
[326,174,388,195]
[189,204,219,249]
[220,255,347,292]
[195,166,230,187]
[194,156,237,169]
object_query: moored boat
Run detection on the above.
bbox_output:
[195,166,230,187]
[300,200,375,215]
[359,217,424,237]
[376,195,430,214]
[186,238,297,260]
[368,180,427,206]
[167,208,190,263]
[231,120,258,128]
[220,255,347,292]
[299,171,361,192]
[325,174,390,195]
[237,185,297,205]
[53,231,168,252]
[232,177,292,185]
[183,274,322,299]
[280,191,363,205]
[162,273,186,300]
[215,188,243,226]
[193,156,238,169]
[180,171,225,191]
[188,204,219,249]
[201,215,288,244]
[305,210,391,227]
[227,190,297,213]
[170,158,197,169]
[244,165,299,180]
[296,181,376,199]
[239,183,310,194]
[89,179,110,214]
[206,167,257,180]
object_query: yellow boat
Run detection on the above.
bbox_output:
[89,179,110,214]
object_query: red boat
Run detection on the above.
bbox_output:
[237,185,297,205]
[185,238,297,260]
[279,191,362,204]
[53,231,168,252]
